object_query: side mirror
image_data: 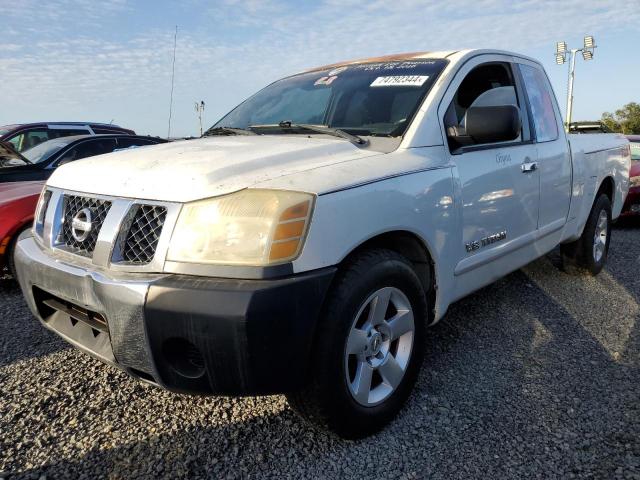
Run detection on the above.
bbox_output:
[465,105,521,144]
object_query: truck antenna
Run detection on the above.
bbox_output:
[167,25,178,139]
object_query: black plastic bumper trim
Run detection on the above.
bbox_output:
[143,267,337,395]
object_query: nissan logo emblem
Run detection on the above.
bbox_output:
[71,208,93,242]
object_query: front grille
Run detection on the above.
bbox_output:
[121,205,167,264]
[60,195,112,256]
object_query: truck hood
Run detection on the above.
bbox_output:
[47,136,380,202]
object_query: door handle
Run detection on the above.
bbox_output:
[521,161,538,173]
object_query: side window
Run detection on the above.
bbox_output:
[47,128,90,140]
[518,64,559,143]
[116,137,155,149]
[57,139,117,165]
[7,129,50,152]
[444,63,521,151]
[93,128,124,135]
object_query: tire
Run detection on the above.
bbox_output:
[561,194,612,276]
[7,225,30,281]
[286,249,428,439]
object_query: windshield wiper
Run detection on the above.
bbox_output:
[203,126,257,137]
[250,121,367,146]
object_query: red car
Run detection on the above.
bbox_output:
[621,135,640,216]
[0,181,43,276]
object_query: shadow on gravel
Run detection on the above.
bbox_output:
[613,216,640,230]
[0,274,68,368]
[0,274,20,293]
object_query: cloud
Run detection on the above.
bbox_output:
[0,0,638,136]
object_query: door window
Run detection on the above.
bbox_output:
[7,129,50,152]
[56,139,117,165]
[443,63,523,151]
[518,64,559,143]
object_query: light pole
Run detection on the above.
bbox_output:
[555,36,596,132]
[195,100,205,136]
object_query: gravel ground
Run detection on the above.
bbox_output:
[1,222,639,480]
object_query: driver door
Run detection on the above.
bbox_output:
[440,56,540,282]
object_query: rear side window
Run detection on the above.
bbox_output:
[630,142,640,161]
[47,128,89,140]
[57,139,117,165]
[519,64,559,143]
[116,137,156,149]
[93,127,126,135]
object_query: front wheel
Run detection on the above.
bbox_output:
[7,225,31,281]
[561,194,612,275]
[286,249,428,439]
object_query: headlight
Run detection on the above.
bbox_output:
[167,189,314,266]
[630,176,640,188]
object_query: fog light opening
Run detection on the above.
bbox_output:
[162,337,206,379]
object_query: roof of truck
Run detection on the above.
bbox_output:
[303,49,542,75]
[305,51,458,73]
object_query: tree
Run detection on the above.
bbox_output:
[601,102,640,134]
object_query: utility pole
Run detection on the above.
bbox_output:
[167,25,178,139]
[555,36,596,132]
[195,101,205,136]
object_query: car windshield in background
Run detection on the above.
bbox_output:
[22,140,70,164]
[213,59,448,137]
[631,142,640,161]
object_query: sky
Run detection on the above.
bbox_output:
[1,0,639,138]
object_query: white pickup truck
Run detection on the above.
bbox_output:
[16,49,630,438]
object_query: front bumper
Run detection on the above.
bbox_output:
[15,234,335,395]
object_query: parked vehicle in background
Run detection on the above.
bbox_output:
[621,135,640,216]
[0,134,167,183]
[0,141,22,164]
[0,122,135,153]
[0,181,43,278]
[14,49,630,439]
[569,121,613,134]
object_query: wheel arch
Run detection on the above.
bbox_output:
[2,219,34,271]
[338,229,438,325]
[597,176,614,203]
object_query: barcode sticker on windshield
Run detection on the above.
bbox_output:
[370,75,429,87]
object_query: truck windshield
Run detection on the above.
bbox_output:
[212,59,448,138]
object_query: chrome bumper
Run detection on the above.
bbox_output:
[15,233,164,379]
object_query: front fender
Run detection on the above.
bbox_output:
[292,165,458,321]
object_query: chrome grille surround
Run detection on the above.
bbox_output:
[34,190,52,237]
[35,187,182,273]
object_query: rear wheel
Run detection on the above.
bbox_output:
[561,194,612,275]
[286,249,428,439]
